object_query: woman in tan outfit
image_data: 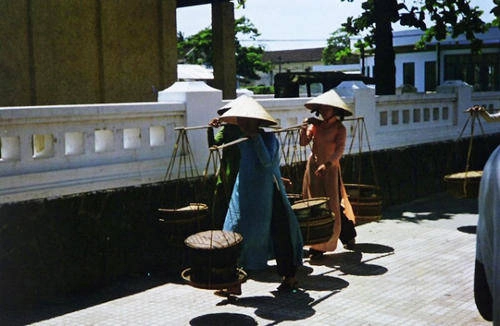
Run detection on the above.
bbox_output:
[299,90,356,256]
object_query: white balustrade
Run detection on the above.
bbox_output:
[1,81,498,204]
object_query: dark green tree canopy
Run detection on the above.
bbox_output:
[322,27,356,65]
[177,16,271,82]
[340,0,497,94]
[343,0,494,51]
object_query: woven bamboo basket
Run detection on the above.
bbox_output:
[157,203,208,245]
[298,215,334,245]
[443,170,482,199]
[344,184,383,225]
[292,197,334,245]
[182,230,246,289]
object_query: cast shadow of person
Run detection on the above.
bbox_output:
[308,243,394,277]
[212,265,350,325]
[217,289,315,325]
[247,264,350,292]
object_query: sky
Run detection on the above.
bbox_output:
[176,0,497,51]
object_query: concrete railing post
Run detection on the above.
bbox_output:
[437,80,473,129]
[158,81,224,175]
[336,81,376,152]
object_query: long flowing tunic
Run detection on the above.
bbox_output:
[223,132,304,271]
[208,124,242,228]
[475,145,500,324]
[300,119,355,252]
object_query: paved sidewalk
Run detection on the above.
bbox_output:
[2,192,489,325]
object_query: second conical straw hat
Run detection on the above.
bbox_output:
[219,95,278,127]
[304,89,353,117]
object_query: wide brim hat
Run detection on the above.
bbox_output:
[304,89,353,117]
[219,95,278,127]
[216,100,232,116]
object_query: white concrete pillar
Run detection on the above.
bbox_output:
[336,81,376,152]
[437,80,473,128]
[158,81,224,176]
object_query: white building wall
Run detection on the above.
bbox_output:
[395,51,436,92]
[361,27,499,92]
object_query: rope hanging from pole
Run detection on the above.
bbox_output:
[274,125,310,193]
[455,109,485,197]
[345,117,378,187]
[164,127,202,182]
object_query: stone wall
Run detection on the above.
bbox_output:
[341,134,498,205]
[0,0,177,106]
[0,177,215,306]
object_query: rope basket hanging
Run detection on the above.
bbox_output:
[182,230,247,290]
[157,126,210,247]
[274,125,338,244]
[178,128,248,291]
[274,125,310,203]
[344,117,382,225]
[291,197,334,245]
[443,108,485,199]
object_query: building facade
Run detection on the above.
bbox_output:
[363,27,500,93]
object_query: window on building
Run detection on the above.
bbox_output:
[403,110,410,124]
[433,107,440,121]
[413,108,421,122]
[425,61,437,92]
[423,108,430,121]
[403,62,415,86]
[391,111,399,125]
[444,53,500,91]
[442,107,449,120]
[380,111,388,126]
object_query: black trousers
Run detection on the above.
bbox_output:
[271,187,297,278]
[339,209,357,244]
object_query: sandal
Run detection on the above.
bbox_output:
[308,248,325,259]
[277,277,298,291]
[214,284,242,297]
[343,238,356,250]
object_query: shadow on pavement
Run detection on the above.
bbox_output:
[308,245,393,277]
[244,265,350,293]
[349,243,395,254]
[0,273,177,326]
[190,312,258,326]
[215,288,316,325]
[381,192,478,223]
[457,225,477,234]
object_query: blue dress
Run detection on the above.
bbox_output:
[223,131,304,271]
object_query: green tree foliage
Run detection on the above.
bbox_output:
[322,27,353,64]
[177,17,271,82]
[341,0,495,95]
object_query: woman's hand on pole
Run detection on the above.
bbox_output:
[209,118,222,128]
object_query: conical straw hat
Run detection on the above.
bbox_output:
[304,89,353,117]
[216,99,233,116]
[219,95,278,127]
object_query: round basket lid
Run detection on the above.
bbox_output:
[185,230,243,249]
[292,197,329,210]
[444,170,483,180]
[176,203,208,211]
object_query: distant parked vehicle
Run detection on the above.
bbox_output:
[274,71,375,98]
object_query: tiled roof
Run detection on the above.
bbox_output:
[263,48,324,63]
